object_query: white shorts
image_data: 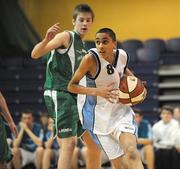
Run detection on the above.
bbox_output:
[20,148,36,167]
[94,122,137,160]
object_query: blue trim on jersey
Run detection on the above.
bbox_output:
[88,49,101,80]
[89,130,101,146]
[82,77,97,131]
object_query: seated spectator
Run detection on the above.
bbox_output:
[42,118,59,169]
[152,105,179,169]
[42,118,80,169]
[173,107,180,125]
[173,107,180,169]
[134,109,154,169]
[12,110,44,169]
[39,112,49,137]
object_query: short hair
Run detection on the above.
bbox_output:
[161,105,173,114]
[22,109,33,115]
[96,28,116,41]
[73,4,94,21]
[133,108,143,116]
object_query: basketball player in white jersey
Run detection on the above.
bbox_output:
[68,28,144,169]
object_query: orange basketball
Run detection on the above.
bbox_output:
[119,76,147,106]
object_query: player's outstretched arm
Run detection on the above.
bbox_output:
[31,23,69,59]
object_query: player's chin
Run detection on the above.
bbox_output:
[80,29,88,34]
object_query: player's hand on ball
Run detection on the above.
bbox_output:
[44,23,61,42]
[97,82,119,103]
[109,89,119,103]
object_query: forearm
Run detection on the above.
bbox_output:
[25,128,42,146]
[45,135,54,148]
[14,129,24,147]
[68,83,98,96]
[31,39,49,59]
[137,138,152,145]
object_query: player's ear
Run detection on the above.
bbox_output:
[72,19,75,25]
[114,41,117,49]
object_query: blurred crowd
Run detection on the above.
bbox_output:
[3,105,180,169]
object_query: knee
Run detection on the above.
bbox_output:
[12,147,20,157]
[36,146,44,156]
[61,138,76,152]
[126,146,140,161]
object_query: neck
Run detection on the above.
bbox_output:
[73,30,84,39]
[103,53,114,64]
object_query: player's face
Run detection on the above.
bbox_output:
[95,33,116,58]
[73,12,93,38]
[135,113,142,125]
[160,110,172,123]
[173,108,180,120]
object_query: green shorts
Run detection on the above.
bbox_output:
[0,117,13,164]
[44,90,84,138]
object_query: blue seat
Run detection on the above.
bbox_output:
[137,48,159,62]
[4,91,44,104]
[144,38,167,53]
[133,98,159,112]
[129,63,159,75]
[5,56,24,69]
[23,57,44,68]
[0,79,43,92]
[159,52,180,64]
[117,41,123,49]
[166,38,180,52]
[122,39,144,63]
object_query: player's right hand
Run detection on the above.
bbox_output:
[9,121,18,138]
[97,82,119,103]
[44,23,61,42]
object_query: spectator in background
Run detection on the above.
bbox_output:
[173,107,180,169]
[43,117,82,169]
[134,109,154,169]
[39,112,49,137]
[173,107,180,125]
[152,105,179,169]
[12,110,44,169]
[0,92,18,169]
[42,118,59,169]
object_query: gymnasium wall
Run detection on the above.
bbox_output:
[19,0,180,41]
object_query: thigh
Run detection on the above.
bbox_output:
[44,90,55,117]
[97,134,123,160]
[56,91,79,138]
[20,148,35,167]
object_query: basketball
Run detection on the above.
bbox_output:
[119,76,147,106]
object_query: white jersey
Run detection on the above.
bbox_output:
[78,48,135,135]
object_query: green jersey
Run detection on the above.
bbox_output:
[44,31,87,91]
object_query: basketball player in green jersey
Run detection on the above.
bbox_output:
[32,4,101,169]
[0,92,18,169]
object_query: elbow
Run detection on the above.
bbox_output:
[31,50,40,59]
[37,140,43,147]
[67,83,73,93]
